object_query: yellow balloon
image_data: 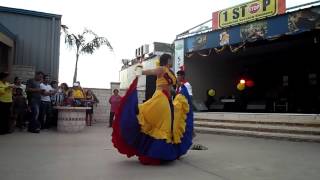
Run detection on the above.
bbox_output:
[208,89,216,96]
[237,83,245,91]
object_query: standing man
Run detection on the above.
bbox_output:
[26,71,44,133]
[39,75,55,129]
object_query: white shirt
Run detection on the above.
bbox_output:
[40,83,53,102]
[13,84,27,98]
[184,82,193,96]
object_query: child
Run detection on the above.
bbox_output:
[12,88,28,130]
[84,90,98,126]
[63,91,74,106]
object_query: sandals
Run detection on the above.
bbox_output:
[191,144,208,150]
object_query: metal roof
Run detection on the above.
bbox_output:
[0,6,61,19]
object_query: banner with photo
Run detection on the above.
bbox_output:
[288,7,320,33]
[174,40,185,73]
[184,6,320,53]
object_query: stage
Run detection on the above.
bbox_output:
[194,112,320,142]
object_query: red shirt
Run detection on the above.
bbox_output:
[109,95,121,112]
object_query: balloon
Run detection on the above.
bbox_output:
[208,89,216,96]
[237,83,245,91]
[246,80,254,87]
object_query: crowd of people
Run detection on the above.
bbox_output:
[0,71,100,134]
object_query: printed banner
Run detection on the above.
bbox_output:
[212,0,286,30]
[174,40,185,73]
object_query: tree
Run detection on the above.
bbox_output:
[61,25,113,83]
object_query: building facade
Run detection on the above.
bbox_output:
[0,6,61,81]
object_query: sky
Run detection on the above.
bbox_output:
[1,0,316,88]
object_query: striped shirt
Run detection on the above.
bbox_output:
[51,89,65,106]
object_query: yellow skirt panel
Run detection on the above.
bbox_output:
[137,90,190,144]
[137,90,172,142]
[173,94,190,144]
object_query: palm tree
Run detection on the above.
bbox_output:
[61,25,113,83]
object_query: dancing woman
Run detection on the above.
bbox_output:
[112,54,193,165]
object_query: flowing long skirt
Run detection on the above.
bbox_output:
[112,78,193,165]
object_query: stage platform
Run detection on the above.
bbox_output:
[194,112,320,142]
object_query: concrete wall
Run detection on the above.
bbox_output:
[89,86,145,123]
[10,65,35,82]
[89,88,111,123]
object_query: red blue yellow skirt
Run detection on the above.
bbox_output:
[112,78,193,165]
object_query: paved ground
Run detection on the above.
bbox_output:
[0,124,319,180]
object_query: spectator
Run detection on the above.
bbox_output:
[72,82,85,106]
[51,81,64,106]
[108,89,121,127]
[39,75,55,129]
[12,88,28,130]
[26,71,44,133]
[60,83,69,98]
[84,89,98,126]
[50,80,62,127]
[12,76,27,98]
[0,72,13,134]
[64,90,74,106]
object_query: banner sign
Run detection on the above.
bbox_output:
[212,0,286,30]
[185,6,320,53]
[174,40,185,73]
